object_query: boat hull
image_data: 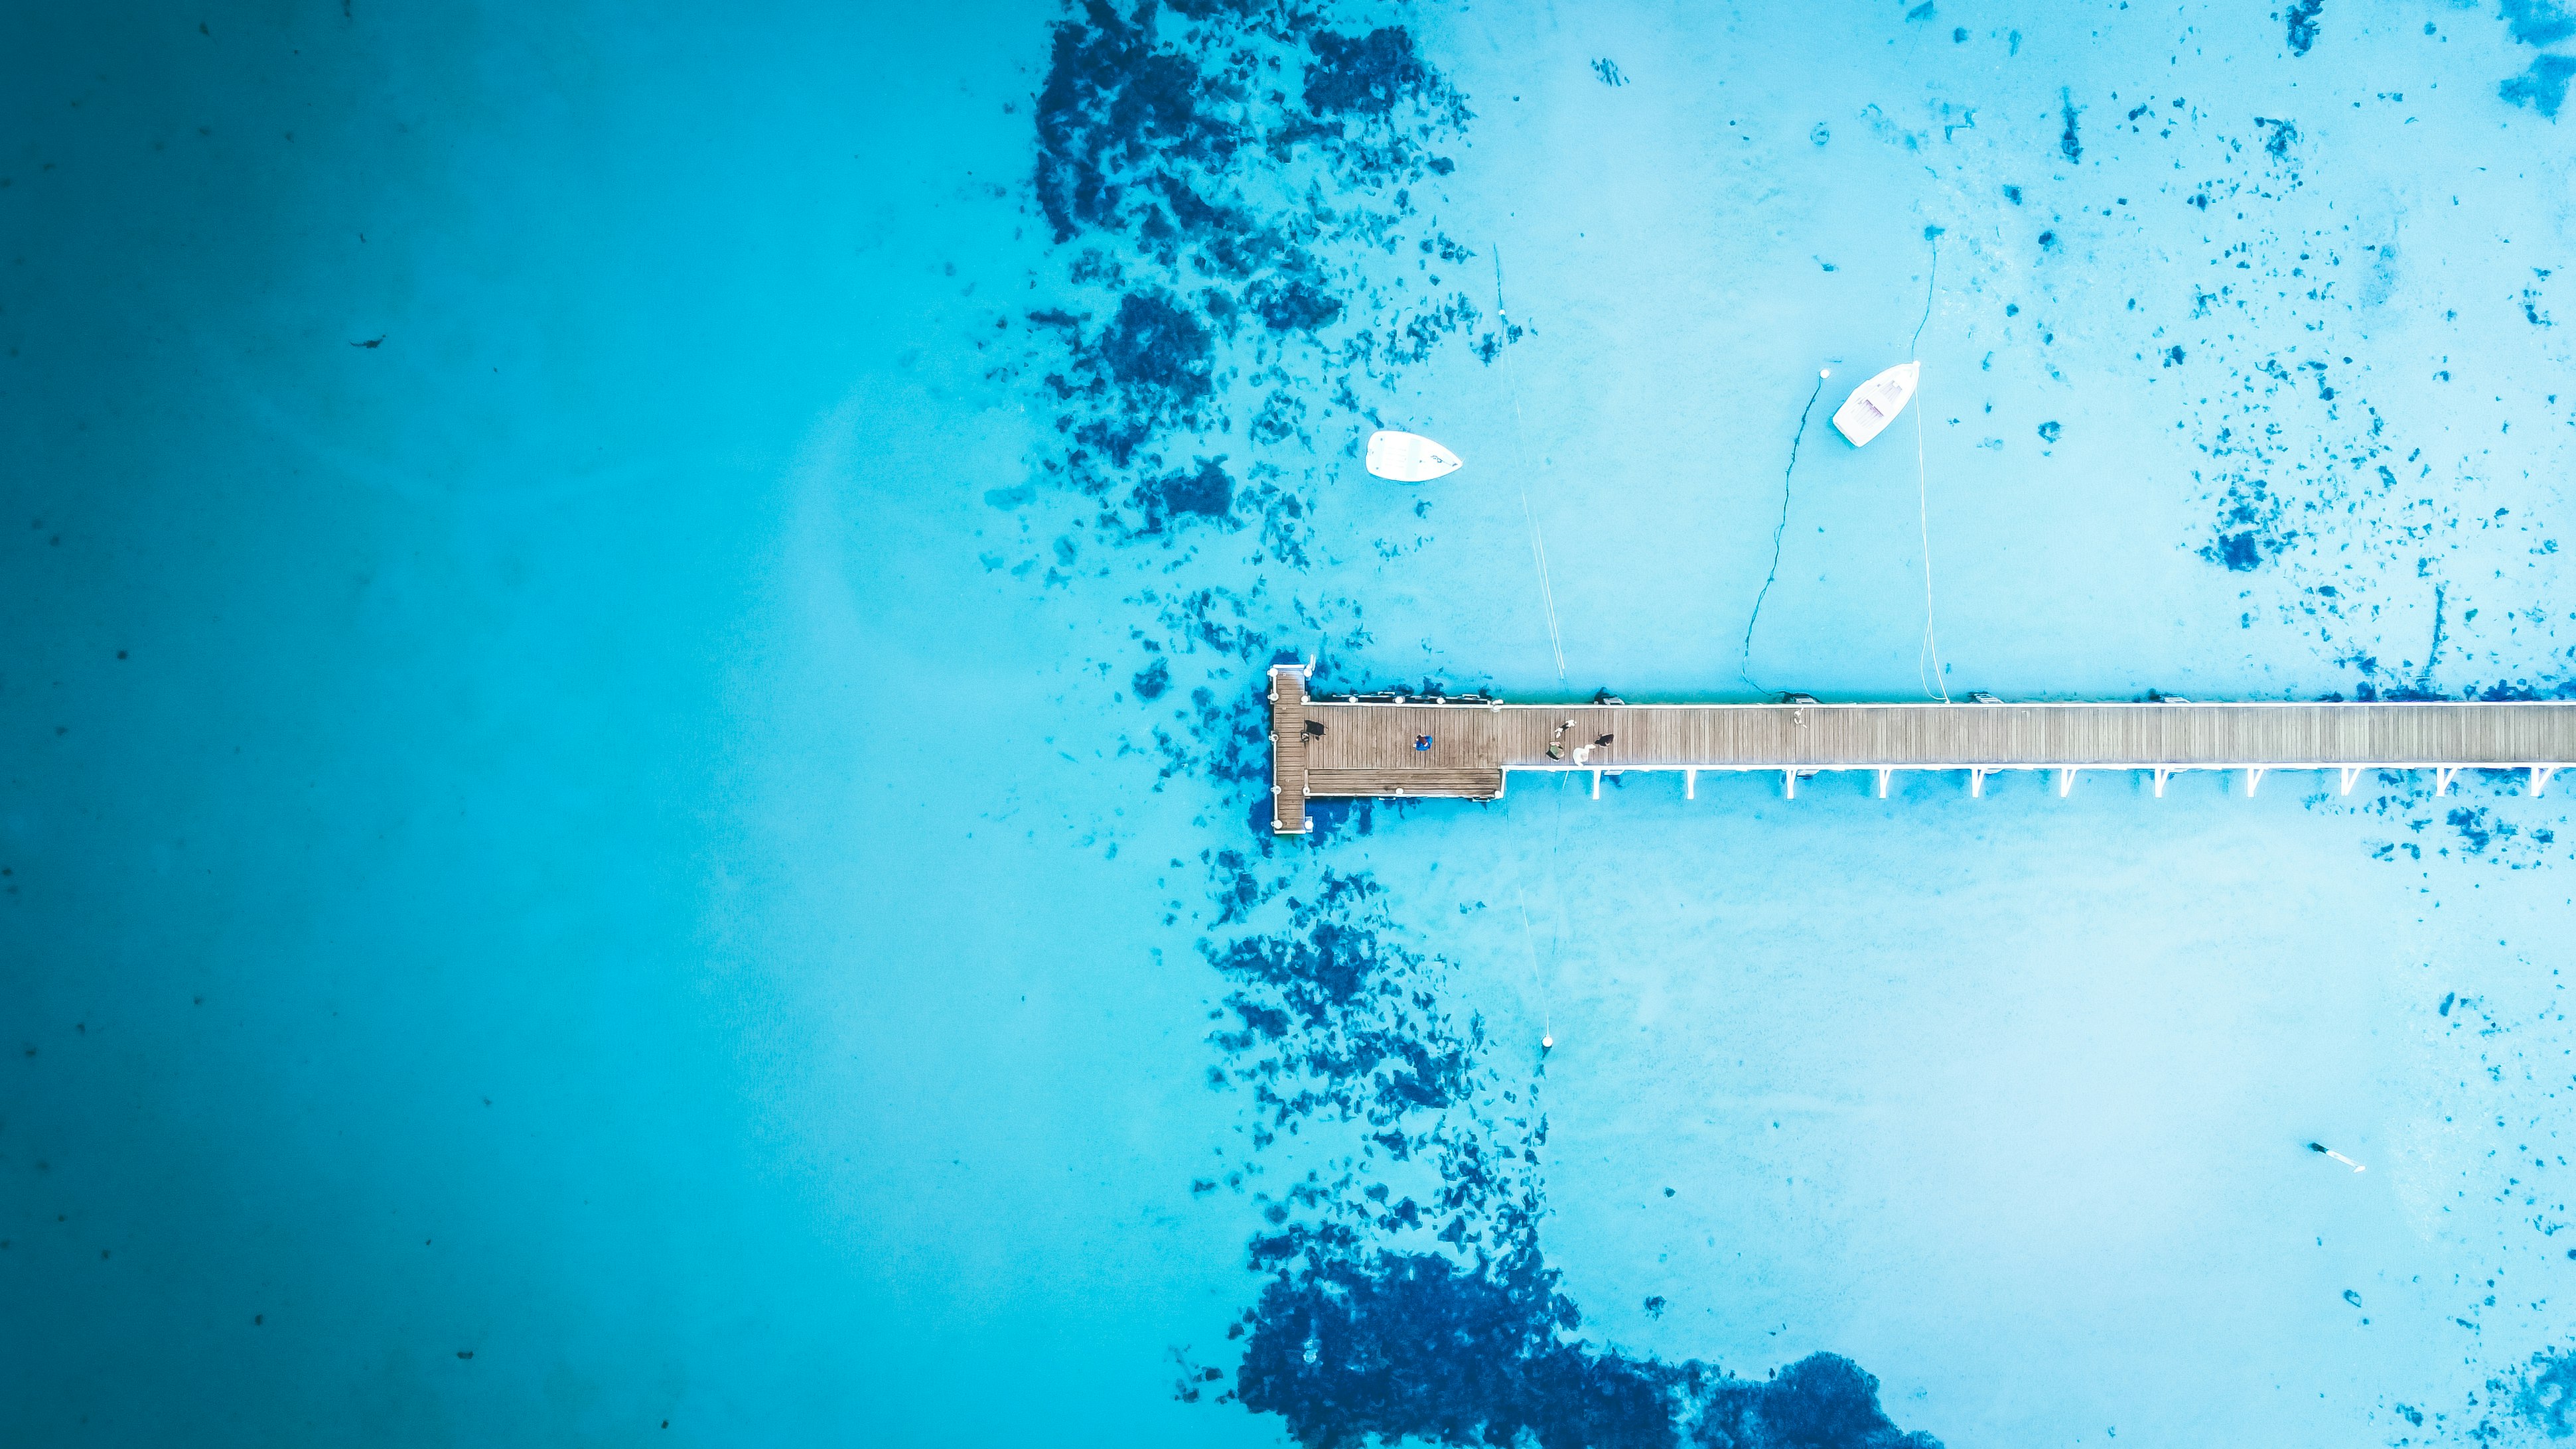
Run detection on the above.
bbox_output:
[1831,362,1920,447]
[1366,429,1463,481]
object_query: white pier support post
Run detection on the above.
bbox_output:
[2153,768,2173,798]
[2056,768,2076,797]
[2435,767,2457,797]
[1876,768,1892,799]
[1591,769,1603,800]
[2340,767,2361,796]
[2532,766,2555,798]
[1685,768,1696,800]
[1969,768,1986,799]
[1782,770,1796,799]
[2244,768,2265,798]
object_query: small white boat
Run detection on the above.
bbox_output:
[1366,429,1463,482]
[1830,362,1920,447]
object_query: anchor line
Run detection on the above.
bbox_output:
[1514,883,1551,1050]
[1740,372,1828,693]
[1910,237,1950,703]
[1912,390,1948,703]
[1910,235,1940,355]
[1494,249,1568,681]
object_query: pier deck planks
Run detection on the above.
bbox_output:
[1261,669,2576,834]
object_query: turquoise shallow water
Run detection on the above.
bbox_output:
[9,1,2576,1444]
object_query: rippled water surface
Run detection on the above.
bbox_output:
[11,1,2576,1444]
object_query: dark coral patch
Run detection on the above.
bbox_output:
[1250,276,1347,334]
[1021,1,1478,572]
[1133,655,1171,701]
[2502,54,2576,117]
[1304,27,1436,117]
[1134,457,1239,534]
[1094,291,1216,414]
[1034,0,1249,243]
[2511,1347,2576,1435]
[2208,530,2263,571]
[1236,1247,1938,1449]
[2284,0,2324,55]
[1194,859,1934,1446]
[2500,0,2576,48]
[1042,290,1218,470]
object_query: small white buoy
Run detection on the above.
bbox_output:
[1541,1034,1553,1050]
[1366,430,1463,482]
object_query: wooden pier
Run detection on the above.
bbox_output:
[1265,665,2576,833]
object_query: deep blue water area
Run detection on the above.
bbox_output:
[10,1,2576,1445]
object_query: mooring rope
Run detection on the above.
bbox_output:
[1494,249,1568,682]
[1514,883,1553,1052]
[1909,238,1950,703]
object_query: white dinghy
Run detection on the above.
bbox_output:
[1366,429,1463,482]
[1830,362,1920,447]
